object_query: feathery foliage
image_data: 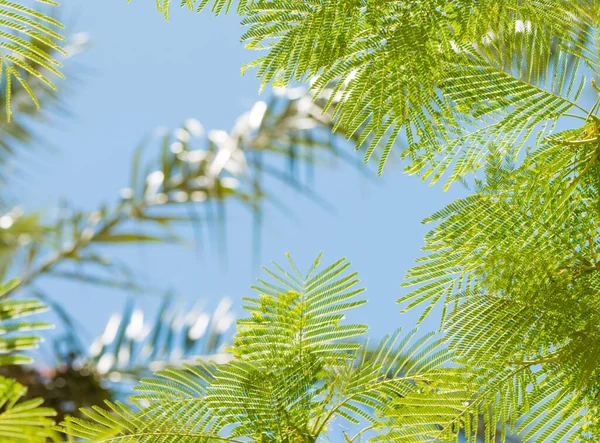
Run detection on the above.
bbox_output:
[0,0,65,121]
[60,255,451,442]
[0,279,52,366]
[396,151,600,441]
[388,4,600,438]
[5,0,600,441]
[0,31,83,185]
[0,279,59,442]
[141,0,593,177]
[131,1,600,441]
[0,375,59,442]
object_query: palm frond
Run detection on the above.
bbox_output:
[1,88,372,300]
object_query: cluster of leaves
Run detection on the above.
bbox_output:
[393,148,600,440]
[0,28,84,196]
[7,0,600,442]
[61,255,452,442]
[0,4,380,438]
[0,279,61,442]
[95,1,600,442]
[0,0,65,121]
[142,0,592,178]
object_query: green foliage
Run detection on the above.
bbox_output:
[60,255,451,442]
[235,0,589,177]
[0,279,51,366]
[142,0,593,177]
[385,5,600,440]
[125,1,600,441]
[0,0,65,121]
[396,151,600,441]
[0,376,60,442]
[0,30,83,183]
[6,0,600,441]
[0,280,59,442]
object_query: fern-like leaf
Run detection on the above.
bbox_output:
[60,255,451,442]
[0,0,65,121]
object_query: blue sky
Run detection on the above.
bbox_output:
[23,1,469,365]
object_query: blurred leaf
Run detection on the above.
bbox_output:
[0,299,52,365]
[0,376,60,442]
[87,295,233,381]
[1,87,371,306]
[92,233,179,244]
